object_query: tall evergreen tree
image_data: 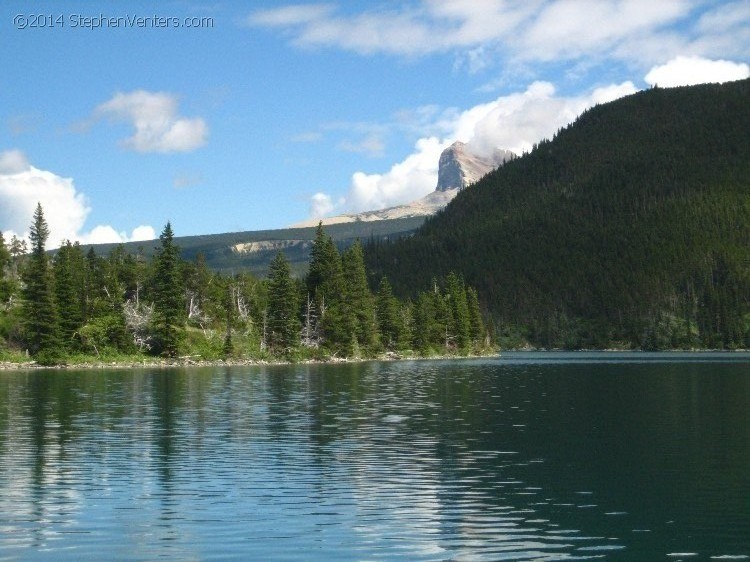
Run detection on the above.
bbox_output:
[84,247,107,321]
[431,280,450,349]
[376,276,400,350]
[267,252,299,352]
[53,241,84,350]
[466,286,485,348]
[306,223,328,298]
[446,272,470,350]
[152,222,184,357]
[413,291,436,353]
[20,203,60,356]
[306,228,348,350]
[342,240,376,353]
[397,298,415,351]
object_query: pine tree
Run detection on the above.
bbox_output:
[446,272,470,350]
[431,280,450,350]
[152,222,184,357]
[413,291,436,353]
[53,241,84,350]
[102,245,133,352]
[306,227,347,350]
[20,203,60,357]
[84,247,107,321]
[342,240,376,353]
[376,276,400,350]
[306,223,328,297]
[466,286,485,349]
[267,251,299,352]
[397,298,415,351]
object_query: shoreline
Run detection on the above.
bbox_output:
[0,351,499,371]
[2,348,749,371]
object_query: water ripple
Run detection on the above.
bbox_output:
[1,359,749,560]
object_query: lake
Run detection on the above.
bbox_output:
[1,353,748,560]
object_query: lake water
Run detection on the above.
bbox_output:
[1,353,749,560]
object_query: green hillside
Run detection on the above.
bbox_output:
[83,216,425,276]
[366,79,750,349]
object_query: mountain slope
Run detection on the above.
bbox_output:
[365,79,750,349]
[85,216,425,277]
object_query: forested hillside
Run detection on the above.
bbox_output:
[366,79,750,349]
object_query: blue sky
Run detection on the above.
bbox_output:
[1,0,748,246]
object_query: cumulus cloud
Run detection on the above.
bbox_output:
[309,192,336,219]
[0,150,155,248]
[644,55,750,87]
[83,224,157,245]
[312,80,638,217]
[0,149,30,174]
[94,90,208,153]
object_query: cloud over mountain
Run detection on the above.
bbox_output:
[310,80,638,217]
[645,56,750,87]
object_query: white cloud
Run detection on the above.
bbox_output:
[309,192,336,218]
[0,149,30,174]
[247,1,705,68]
[94,90,208,153]
[311,80,638,217]
[644,55,750,87]
[345,136,447,212]
[129,225,157,241]
[0,150,155,248]
[518,0,691,62]
[249,1,750,92]
[82,224,156,245]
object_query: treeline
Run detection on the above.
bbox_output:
[366,79,750,350]
[0,206,491,365]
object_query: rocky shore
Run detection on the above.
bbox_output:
[0,351,495,371]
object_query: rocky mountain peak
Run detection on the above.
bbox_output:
[436,141,514,192]
[292,141,515,228]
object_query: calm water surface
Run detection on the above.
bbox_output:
[1,352,749,560]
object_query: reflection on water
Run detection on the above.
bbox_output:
[0,354,749,560]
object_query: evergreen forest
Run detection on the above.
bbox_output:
[0,208,490,365]
[366,79,750,350]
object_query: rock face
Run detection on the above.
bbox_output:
[436,141,515,192]
[292,141,515,228]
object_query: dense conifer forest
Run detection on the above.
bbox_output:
[366,79,750,350]
[0,210,490,365]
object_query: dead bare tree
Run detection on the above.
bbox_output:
[123,298,154,351]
